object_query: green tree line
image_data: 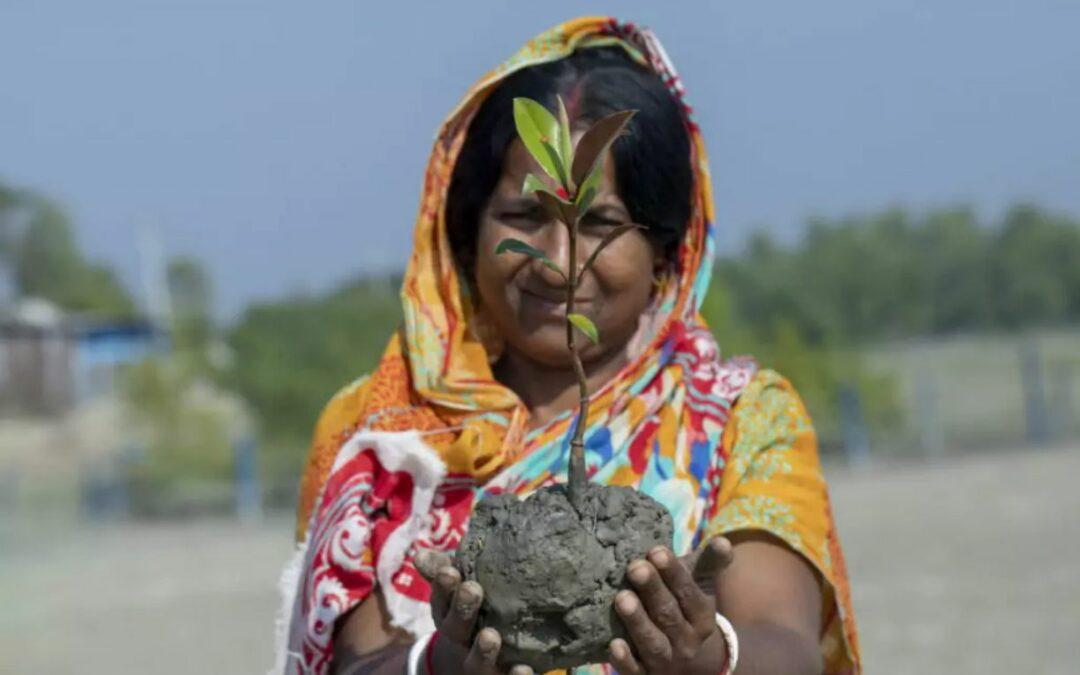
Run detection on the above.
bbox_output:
[704,203,1080,452]
[715,204,1080,345]
[0,184,135,317]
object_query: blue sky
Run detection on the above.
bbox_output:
[2,0,1078,318]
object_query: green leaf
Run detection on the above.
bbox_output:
[494,237,566,280]
[513,98,566,186]
[568,313,599,343]
[557,95,574,176]
[574,163,603,213]
[495,237,547,259]
[570,110,636,187]
[541,140,569,188]
[576,186,598,217]
[521,173,548,195]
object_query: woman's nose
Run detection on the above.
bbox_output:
[533,223,572,287]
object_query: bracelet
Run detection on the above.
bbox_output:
[715,612,739,674]
[406,631,435,675]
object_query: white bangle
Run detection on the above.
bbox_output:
[407,631,435,675]
[715,612,739,674]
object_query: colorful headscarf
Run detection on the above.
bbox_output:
[278,17,858,675]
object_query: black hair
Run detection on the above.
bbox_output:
[446,45,693,275]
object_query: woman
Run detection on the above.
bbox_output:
[277,17,859,675]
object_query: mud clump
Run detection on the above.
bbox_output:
[455,483,673,672]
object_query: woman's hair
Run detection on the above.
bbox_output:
[447,45,693,274]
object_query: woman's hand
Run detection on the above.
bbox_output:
[609,536,735,675]
[415,549,533,675]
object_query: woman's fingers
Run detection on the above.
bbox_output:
[417,552,535,674]
[608,637,646,675]
[649,546,716,640]
[418,555,459,621]
[441,579,484,646]
[415,550,461,626]
[626,558,699,658]
[462,627,501,673]
[614,589,672,669]
[686,536,734,587]
[415,549,454,581]
[432,565,461,621]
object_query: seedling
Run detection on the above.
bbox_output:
[457,96,672,672]
[496,95,637,508]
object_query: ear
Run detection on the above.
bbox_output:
[652,253,671,282]
[650,255,671,299]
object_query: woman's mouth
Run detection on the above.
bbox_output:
[520,288,593,315]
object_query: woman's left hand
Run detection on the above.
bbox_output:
[609,536,735,675]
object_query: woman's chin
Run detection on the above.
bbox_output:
[506,336,619,371]
[513,340,578,368]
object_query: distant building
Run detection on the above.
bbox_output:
[74,321,167,401]
[0,298,167,416]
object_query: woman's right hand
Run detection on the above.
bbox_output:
[415,549,533,675]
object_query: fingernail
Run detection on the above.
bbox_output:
[628,561,649,585]
[616,591,637,614]
[650,548,671,568]
[458,583,476,604]
[610,640,625,660]
[479,628,499,651]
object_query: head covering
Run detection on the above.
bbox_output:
[280,17,858,675]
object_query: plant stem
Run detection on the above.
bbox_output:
[566,216,589,510]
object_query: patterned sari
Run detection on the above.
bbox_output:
[277,16,860,675]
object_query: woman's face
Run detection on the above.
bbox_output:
[474,134,663,369]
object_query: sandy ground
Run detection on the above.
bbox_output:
[2,447,1078,674]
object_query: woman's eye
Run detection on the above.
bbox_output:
[582,213,621,229]
[501,210,544,223]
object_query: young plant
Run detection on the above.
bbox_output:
[495,96,637,508]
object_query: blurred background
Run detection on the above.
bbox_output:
[2,1,1078,673]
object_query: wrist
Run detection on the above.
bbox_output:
[691,626,730,674]
[689,615,738,675]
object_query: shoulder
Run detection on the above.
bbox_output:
[312,374,374,441]
[310,333,411,443]
[295,375,374,540]
[296,335,412,539]
[732,368,805,410]
[723,368,817,463]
